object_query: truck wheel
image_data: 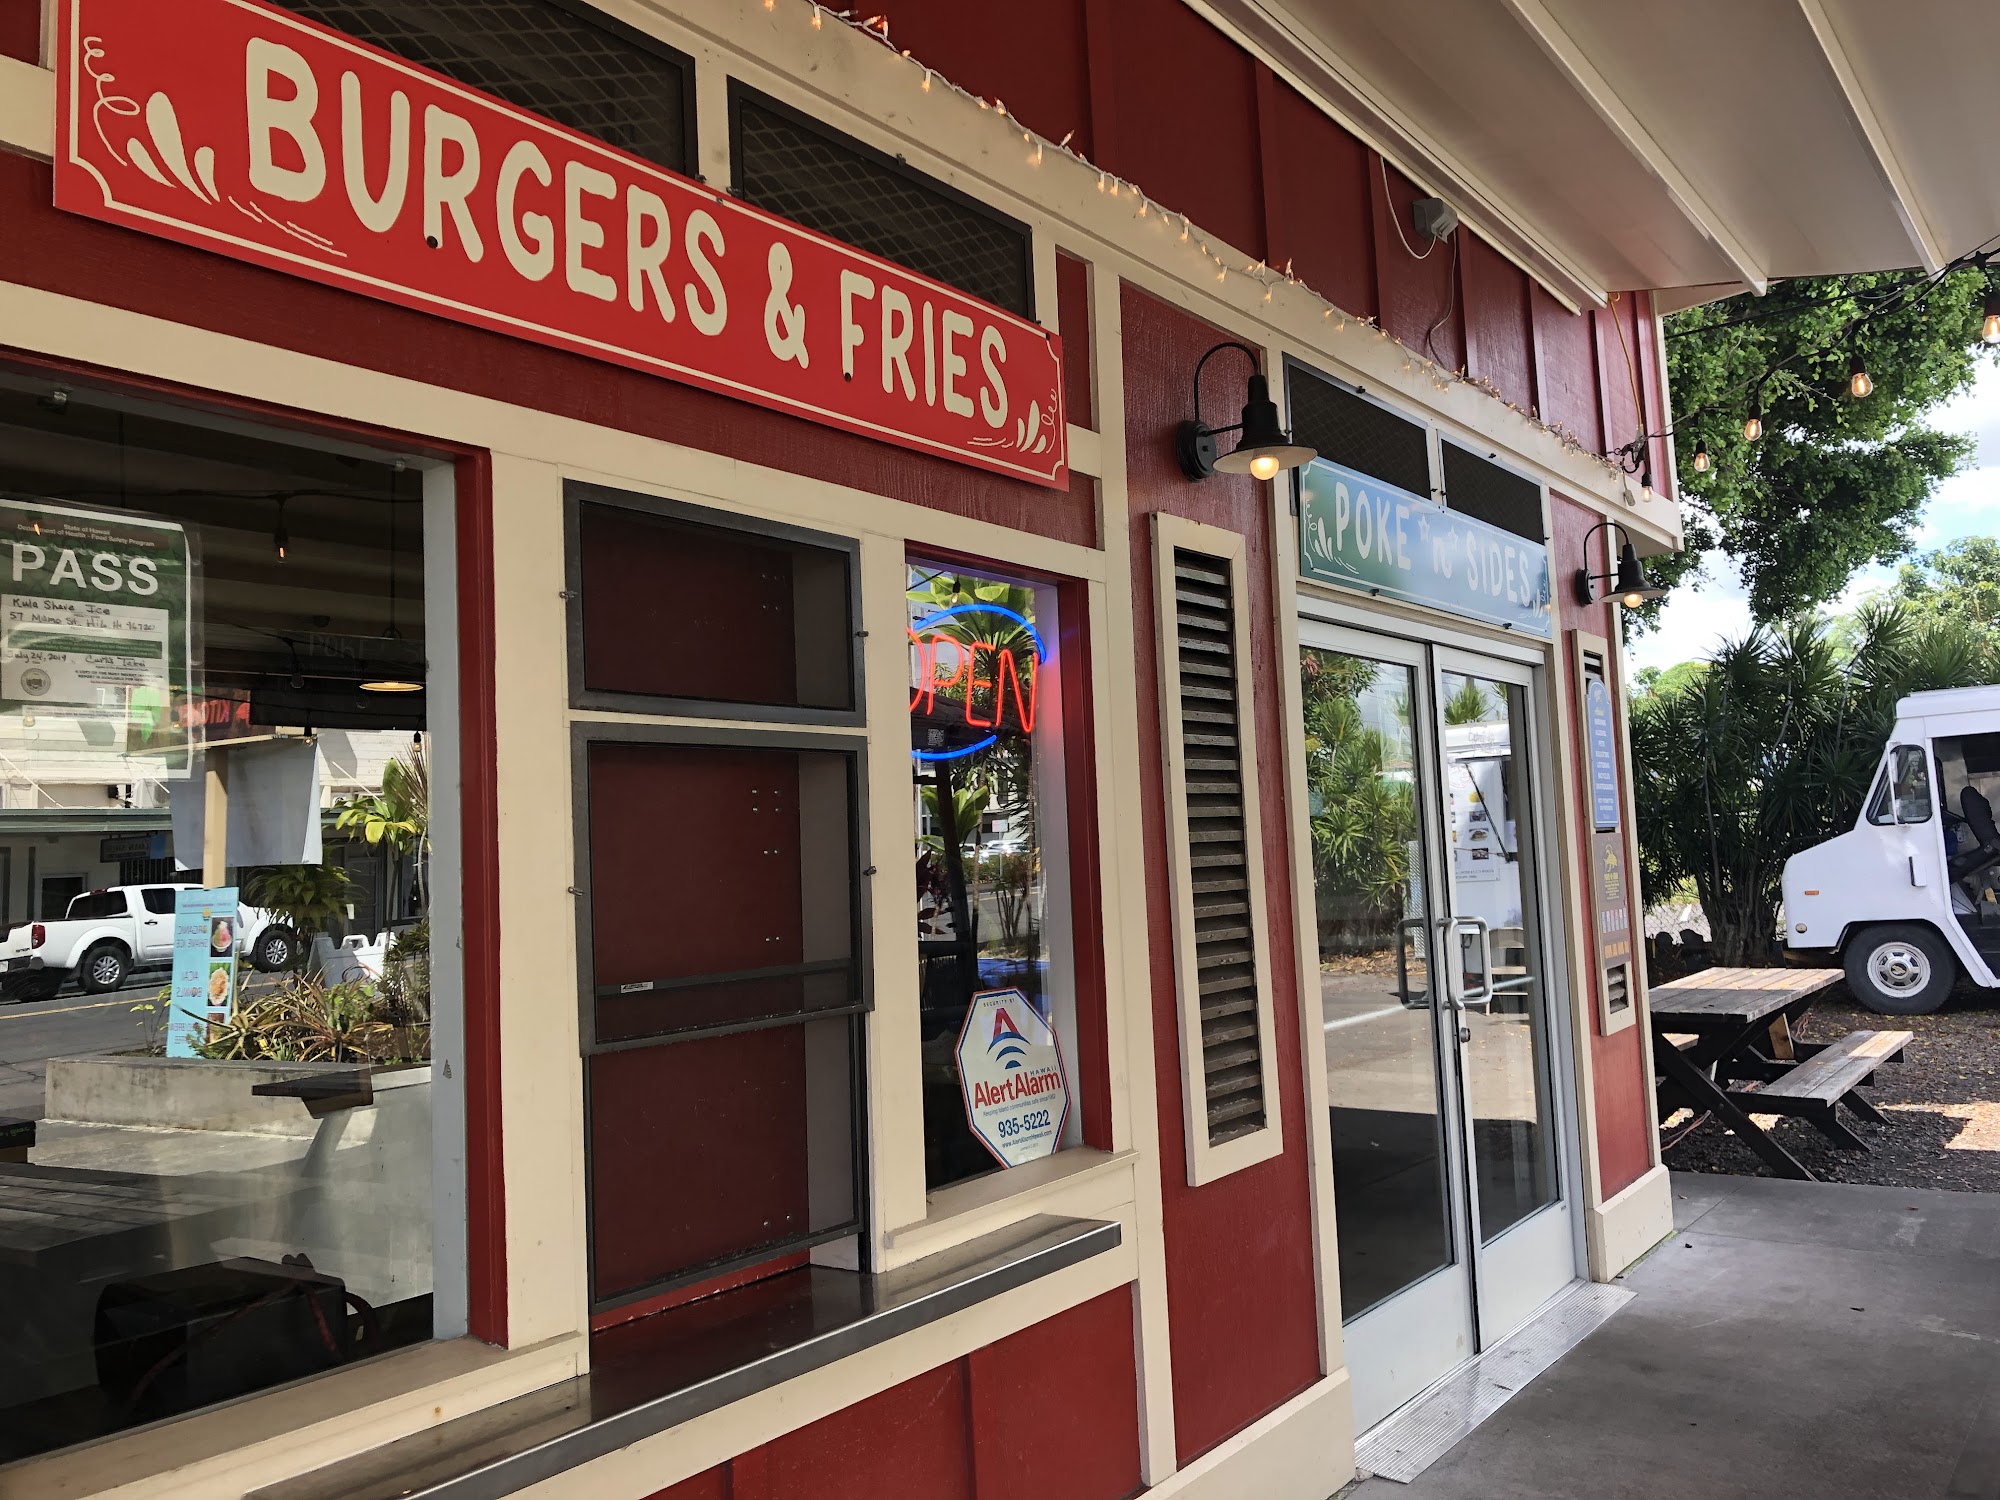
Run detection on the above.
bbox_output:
[79,942,129,994]
[1844,925,1957,1015]
[253,926,300,972]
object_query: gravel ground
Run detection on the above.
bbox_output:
[1661,977,2000,1192]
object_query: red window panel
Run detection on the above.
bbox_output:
[587,744,804,990]
[588,1028,812,1297]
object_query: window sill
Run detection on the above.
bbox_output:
[5,1332,585,1500]
[245,1215,1120,1500]
[884,1147,1135,1263]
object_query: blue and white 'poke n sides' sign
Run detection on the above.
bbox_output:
[955,988,1072,1168]
[1297,459,1553,638]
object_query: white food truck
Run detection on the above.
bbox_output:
[1784,686,2000,1013]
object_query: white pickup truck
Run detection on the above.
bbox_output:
[0,884,301,1001]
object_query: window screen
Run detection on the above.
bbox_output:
[1442,440,1544,542]
[282,0,695,173]
[1286,364,1431,498]
[731,86,1033,317]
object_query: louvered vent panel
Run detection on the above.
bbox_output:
[1604,962,1631,1014]
[1173,549,1266,1145]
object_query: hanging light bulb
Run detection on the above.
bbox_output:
[1982,290,2000,345]
[1848,355,1873,399]
[272,497,289,561]
[1692,441,1710,474]
[1744,405,1764,442]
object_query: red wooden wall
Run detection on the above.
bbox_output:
[0,0,36,62]
[1121,286,1321,1464]
[642,1287,1142,1500]
[1552,493,1652,1197]
[880,0,1668,453]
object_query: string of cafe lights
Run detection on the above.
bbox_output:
[1627,232,2000,486]
[773,0,1648,493]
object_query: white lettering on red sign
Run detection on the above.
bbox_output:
[54,0,1068,487]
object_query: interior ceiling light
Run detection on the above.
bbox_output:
[1848,355,1874,400]
[360,679,424,694]
[1176,340,1317,482]
[272,497,288,561]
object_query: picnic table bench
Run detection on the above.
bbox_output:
[1651,966,1911,1181]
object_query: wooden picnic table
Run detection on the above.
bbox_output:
[1650,966,1846,1180]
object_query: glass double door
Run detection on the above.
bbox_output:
[1300,625,1575,1432]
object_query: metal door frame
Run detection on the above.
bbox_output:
[1298,609,1585,1378]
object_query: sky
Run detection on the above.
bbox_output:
[1626,358,2000,673]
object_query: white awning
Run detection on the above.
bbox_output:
[1199,0,1995,306]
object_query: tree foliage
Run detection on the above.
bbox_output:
[1630,604,1994,965]
[1661,269,1995,620]
[1300,651,1417,951]
[1892,536,2000,641]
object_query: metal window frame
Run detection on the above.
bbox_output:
[293,0,700,176]
[1151,513,1285,1186]
[725,80,1037,320]
[571,718,874,1314]
[563,481,866,727]
[1283,355,1440,500]
[1437,434,1552,545]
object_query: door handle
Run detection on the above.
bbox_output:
[1453,916,1494,1009]
[1396,916,1429,1007]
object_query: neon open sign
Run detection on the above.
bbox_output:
[908,603,1047,763]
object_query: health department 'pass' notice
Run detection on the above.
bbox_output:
[2,595,169,705]
[0,499,192,758]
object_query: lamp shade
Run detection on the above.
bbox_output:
[1612,543,1667,606]
[1212,374,1317,478]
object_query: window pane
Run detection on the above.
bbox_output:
[0,383,441,1462]
[909,563,1077,1192]
[577,501,854,712]
[282,0,693,173]
[1893,746,1933,824]
[587,1016,855,1302]
[585,742,857,1042]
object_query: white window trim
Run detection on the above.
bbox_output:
[1151,513,1285,1186]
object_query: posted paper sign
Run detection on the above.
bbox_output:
[0,498,193,765]
[954,988,1071,1169]
[166,886,238,1058]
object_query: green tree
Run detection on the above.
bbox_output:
[1300,651,1417,951]
[241,863,353,941]
[1662,269,1995,620]
[1630,604,1990,965]
[1442,676,1494,725]
[1892,536,2000,639]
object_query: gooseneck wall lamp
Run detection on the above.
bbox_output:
[1176,341,1318,481]
[1575,519,1668,609]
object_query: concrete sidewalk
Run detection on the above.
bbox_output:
[1347,1171,2000,1499]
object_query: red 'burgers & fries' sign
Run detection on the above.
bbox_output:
[53,0,1068,487]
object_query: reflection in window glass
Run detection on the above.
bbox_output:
[909,563,1076,1191]
[1303,649,1454,1319]
[0,382,443,1461]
